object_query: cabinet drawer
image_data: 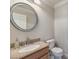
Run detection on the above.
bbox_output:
[40,54,48,59]
[22,47,49,59]
[37,47,48,58]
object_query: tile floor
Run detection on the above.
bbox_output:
[50,56,54,59]
[50,55,67,59]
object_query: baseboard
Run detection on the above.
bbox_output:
[64,53,68,59]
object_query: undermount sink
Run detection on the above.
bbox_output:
[18,44,40,53]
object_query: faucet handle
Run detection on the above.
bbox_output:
[19,41,26,47]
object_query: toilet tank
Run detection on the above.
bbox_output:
[46,39,55,49]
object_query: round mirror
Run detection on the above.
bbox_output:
[10,3,38,32]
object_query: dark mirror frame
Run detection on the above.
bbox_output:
[10,2,38,32]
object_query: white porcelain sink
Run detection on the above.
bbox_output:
[18,44,40,53]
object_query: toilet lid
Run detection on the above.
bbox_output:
[51,47,63,53]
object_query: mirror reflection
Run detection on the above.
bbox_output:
[11,3,38,32]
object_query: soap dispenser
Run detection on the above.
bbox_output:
[15,38,19,49]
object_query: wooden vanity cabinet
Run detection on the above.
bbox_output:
[40,54,48,59]
[21,47,49,59]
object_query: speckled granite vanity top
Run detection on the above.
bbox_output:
[11,41,48,59]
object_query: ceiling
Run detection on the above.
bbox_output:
[41,0,63,5]
[40,0,67,7]
[27,0,67,7]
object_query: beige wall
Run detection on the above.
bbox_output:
[10,0,54,43]
[54,1,68,57]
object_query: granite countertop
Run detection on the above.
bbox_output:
[10,41,48,59]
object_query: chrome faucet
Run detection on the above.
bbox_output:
[26,37,30,44]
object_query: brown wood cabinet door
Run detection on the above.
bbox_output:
[40,54,48,59]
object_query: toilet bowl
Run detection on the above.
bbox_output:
[46,39,63,59]
[51,47,63,59]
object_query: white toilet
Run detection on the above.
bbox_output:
[46,39,63,59]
